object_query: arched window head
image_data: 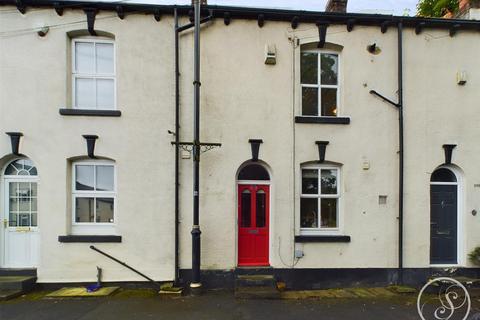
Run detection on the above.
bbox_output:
[238,164,270,181]
[5,159,37,176]
[431,168,457,182]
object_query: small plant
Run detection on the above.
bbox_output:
[468,247,480,266]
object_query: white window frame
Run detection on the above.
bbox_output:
[300,165,341,235]
[71,161,116,235]
[71,38,117,110]
[300,49,341,117]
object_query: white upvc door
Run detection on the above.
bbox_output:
[2,178,40,268]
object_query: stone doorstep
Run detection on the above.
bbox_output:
[0,289,24,301]
[234,286,281,299]
[0,276,37,291]
[235,275,277,288]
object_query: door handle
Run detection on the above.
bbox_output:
[3,219,7,228]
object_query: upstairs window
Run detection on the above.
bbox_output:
[72,38,115,110]
[301,51,339,117]
[300,166,340,234]
[73,162,115,225]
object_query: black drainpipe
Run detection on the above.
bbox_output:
[191,0,202,291]
[397,21,404,285]
[174,7,180,286]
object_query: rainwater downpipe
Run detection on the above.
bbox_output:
[174,7,180,286]
[397,21,405,285]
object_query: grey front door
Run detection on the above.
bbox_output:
[430,184,457,265]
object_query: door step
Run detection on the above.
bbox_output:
[234,274,280,299]
[0,268,37,277]
[0,276,36,300]
[0,289,24,301]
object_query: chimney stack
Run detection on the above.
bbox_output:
[325,0,348,13]
[191,0,207,4]
[454,0,480,19]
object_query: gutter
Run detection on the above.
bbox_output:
[2,0,480,31]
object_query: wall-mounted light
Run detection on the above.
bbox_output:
[37,26,49,37]
[264,44,276,65]
[457,71,467,85]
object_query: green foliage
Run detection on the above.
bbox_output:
[416,0,459,17]
[468,247,480,266]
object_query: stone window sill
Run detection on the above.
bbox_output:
[58,235,122,243]
[59,109,121,117]
[295,116,350,124]
[295,235,351,243]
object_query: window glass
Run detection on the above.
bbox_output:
[321,198,337,228]
[73,40,115,110]
[75,78,96,109]
[301,167,340,232]
[96,165,114,191]
[96,198,114,223]
[238,164,270,180]
[321,53,338,85]
[5,159,38,176]
[18,213,30,227]
[241,190,251,227]
[301,198,318,228]
[431,168,457,182]
[73,163,116,225]
[76,165,94,190]
[321,169,337,194]
[321,88,337,116]
[75,42,95,73]
[8,181,38,227]
[96,43,114,74]
[302,169,318,194]
[301,52,318,84]
[302,87,318,116]
[256,190,266,228]
[75,197,94,222]
[301,50,339,117]
[96,79,115,109]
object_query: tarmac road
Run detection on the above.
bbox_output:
[0,289,479,320]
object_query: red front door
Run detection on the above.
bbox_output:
[238,184,269,266]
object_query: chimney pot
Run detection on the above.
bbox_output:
[325,0,347,13]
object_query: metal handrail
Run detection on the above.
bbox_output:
[90,245,161,290]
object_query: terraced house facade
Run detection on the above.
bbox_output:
[0,0,479,290]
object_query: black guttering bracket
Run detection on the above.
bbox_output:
[59,109,121,117]
[58,235,122,243]
[295,235,351,243]
[2,1,480,32]
[176,10,213,32]
[295,116,350,124]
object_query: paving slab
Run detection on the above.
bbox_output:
[45,286,119,298]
